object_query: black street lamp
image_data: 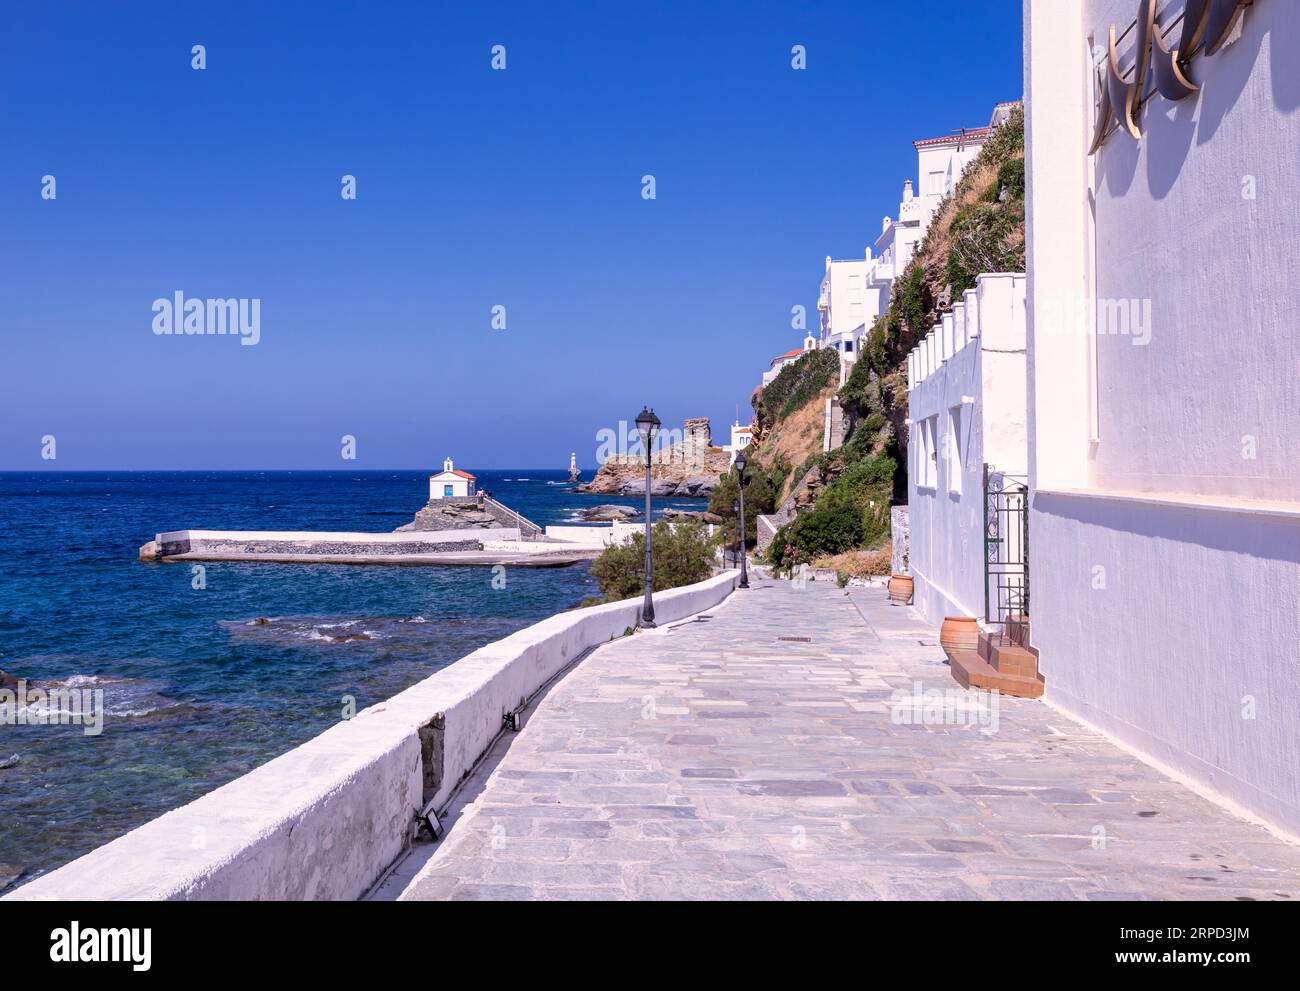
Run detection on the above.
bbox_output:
[734,450,750,588]
[732,500,740,567]
[635,406,660,627]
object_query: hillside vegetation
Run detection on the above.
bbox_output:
[748,108,1026,569]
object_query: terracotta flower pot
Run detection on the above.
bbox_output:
[888,574,913,605]
[940,616,981,655]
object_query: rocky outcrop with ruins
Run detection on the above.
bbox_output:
[574,417,730,497]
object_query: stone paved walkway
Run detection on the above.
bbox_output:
[399,578,1300,900]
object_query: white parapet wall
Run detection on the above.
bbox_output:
[907,273,1027,626]
[544,523,643,547]
[6,570,739,901]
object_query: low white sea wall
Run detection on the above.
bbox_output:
[544,523,641,547]
[156,528,513,556]
[5,570,738,902]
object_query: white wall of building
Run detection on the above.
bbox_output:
[429,458,474,499]
[1025,0,1300,836]
[908,274,1028,625]
[818,256,872,354]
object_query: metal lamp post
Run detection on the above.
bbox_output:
[734,450,750,588]
[732,500,740,567]
[635,406,660,628]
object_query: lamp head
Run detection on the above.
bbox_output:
[635,406,660,446]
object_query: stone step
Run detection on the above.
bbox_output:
[990,639,1040,679]
[948,647,1045,700]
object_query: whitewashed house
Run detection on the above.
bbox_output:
[809,102,1020,388]
[907,274,1028,630]
[817,254,876,361]
[428,457,476,500]
[1024,1,1300,835]
[724,422,753,466]
[761,336,817,387]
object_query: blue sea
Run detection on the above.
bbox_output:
[0,470,701,891]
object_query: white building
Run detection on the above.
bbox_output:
[812,102,1020,386]
[428,457,476,500]
[907,274,1028,629]
[1025,1,1299,835]
[761,336,817,387]
[816,255,875,359]
[724,422,754,466]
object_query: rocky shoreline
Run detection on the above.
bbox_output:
[574,465,723,497]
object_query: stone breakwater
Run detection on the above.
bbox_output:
[140,530,485,561]
[137,529,602,567]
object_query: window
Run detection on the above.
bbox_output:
[927,170,945,195]
[443,484,454,497]
[844,340,853,353]
[917,416,939,491]
[947,406,964,496]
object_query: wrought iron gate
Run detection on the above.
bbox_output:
[983,464,1029,626]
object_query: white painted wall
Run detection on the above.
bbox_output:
[6,571,739,901]
[1025,0,1300,836]
[908,274,1028,625]
[818,257,871,344]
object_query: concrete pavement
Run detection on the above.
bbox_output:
[398,577,1300,900]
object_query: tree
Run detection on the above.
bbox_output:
[707,463,776,547]
[589,521,715,602]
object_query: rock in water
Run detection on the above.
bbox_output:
[580,505,640,522]
[138,540,162,561]
[0,670,17,690]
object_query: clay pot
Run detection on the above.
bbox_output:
[887,574,914,605]
[940,616,981,655]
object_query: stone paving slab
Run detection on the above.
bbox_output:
[399,578,1300,901]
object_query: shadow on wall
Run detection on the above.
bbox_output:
[1033,491,1300,564]
[1095,1,1287,201]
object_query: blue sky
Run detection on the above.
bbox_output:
[0,1,1023,470]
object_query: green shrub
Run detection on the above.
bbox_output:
[786,498,866,558]
[589,520,714,603]
[990,157,1025,202]
[707,463,777,546]
[945,203,1022,297]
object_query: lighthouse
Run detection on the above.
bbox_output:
[568,452,580,484]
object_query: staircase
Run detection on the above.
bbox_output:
[947,615,1044,699]
[482,496,544,540]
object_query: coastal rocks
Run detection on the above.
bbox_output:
[581,505,640,522]
[138,541,162,561]
[662,508,723,524]
[398,496,542,535]
[0,669,18,690]
[0,863,21,892]
[677,475,718,497]
[576,469,721,498]
[402,500,507,531]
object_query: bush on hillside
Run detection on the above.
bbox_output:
[945,203,1023,297]
[754,347,840,431]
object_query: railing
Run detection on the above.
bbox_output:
[484,496,543,540]
[983,464,1029,626]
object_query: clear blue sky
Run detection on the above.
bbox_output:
[0,1,1023,470]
